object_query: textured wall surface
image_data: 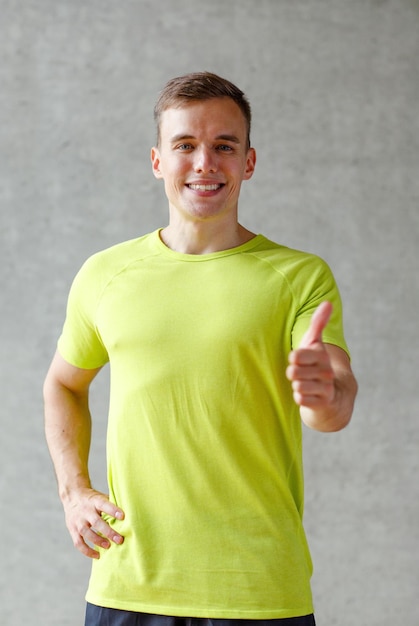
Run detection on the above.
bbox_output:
[1,1,418,624]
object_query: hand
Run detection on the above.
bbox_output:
[62,487,125,559]
[286,301,335,409]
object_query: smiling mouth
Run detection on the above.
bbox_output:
[187,183,224,191]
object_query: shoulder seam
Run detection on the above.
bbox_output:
[93,248,162,327]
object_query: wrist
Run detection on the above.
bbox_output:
[58,474,92,504]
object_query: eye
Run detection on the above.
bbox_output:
[176,143,193,151]
[216,144,233,152]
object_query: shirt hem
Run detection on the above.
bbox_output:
[85,592,314,619]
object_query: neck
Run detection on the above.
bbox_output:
[160,220,256,255]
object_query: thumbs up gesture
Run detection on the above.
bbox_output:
[286,301,335,409]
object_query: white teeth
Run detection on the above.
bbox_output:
[188,184,220,191]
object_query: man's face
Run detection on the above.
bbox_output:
[151,98,256,224]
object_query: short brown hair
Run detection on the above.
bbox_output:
[153,71,252,148]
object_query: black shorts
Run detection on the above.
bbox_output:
[85,604,316,626]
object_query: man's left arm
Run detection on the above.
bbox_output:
[286,301,358,432]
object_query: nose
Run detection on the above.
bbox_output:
[193,146,217,173]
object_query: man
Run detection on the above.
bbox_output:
[44,72,357,626]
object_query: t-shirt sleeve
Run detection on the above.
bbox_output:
[290,255,350,357]
[57,255,110,369]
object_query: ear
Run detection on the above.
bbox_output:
[151,147,163,179]
[243,147,256,181]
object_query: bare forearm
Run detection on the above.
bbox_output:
[43,353,124,558]
[44,377,93,501]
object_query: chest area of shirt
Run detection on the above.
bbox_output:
[95,260,292,354]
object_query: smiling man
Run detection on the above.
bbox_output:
[151,97,256,251]
[44,72,357,626]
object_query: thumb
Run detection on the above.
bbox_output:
[299,301,333,348]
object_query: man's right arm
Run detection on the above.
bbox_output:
[43,351,125,559]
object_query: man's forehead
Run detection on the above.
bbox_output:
[159,99,248,141]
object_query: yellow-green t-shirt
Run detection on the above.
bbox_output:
[58,230,349,619]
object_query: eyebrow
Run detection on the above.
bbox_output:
[170,133,241,144]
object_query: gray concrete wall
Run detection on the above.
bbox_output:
[1,1,418,624]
